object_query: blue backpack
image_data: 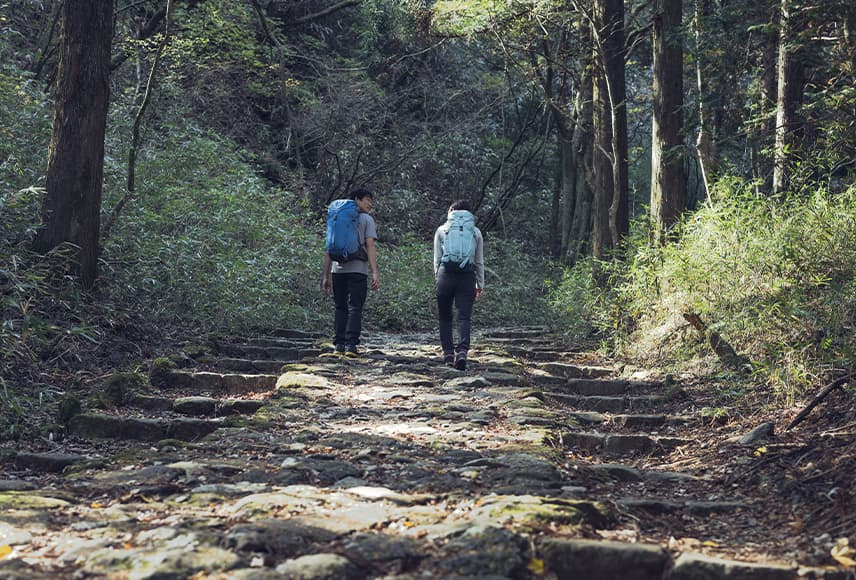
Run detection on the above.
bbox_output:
[326,199,367,262]
[441,210,476,272]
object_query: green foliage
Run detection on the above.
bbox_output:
[551,178,856,401]
[357,0,414,54]
[101,121,328,332]
[366,239,435,330]
[0,64,51,194]
[473,238,556,328]
[432,0,522,35]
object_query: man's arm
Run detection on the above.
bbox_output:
[365,237,379,290]
[321,252,332,294]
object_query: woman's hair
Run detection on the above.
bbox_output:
[449,200,471,212]
[350,187,374,201]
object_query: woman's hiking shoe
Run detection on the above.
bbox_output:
[454,355,467,371]
[335,345,347,355]
[345,345,360,358]
[443,354,455,367]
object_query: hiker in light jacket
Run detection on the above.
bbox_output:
[433,200,484,370]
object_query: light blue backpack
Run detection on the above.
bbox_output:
[441,210,476,272]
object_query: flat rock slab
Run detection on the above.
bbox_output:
[550,393,661,413]
[12,452,88,473]
[215,358,289,373]
[541,538,670,580]
[541,540,814,580]
[670,552,800,580]
[618,498,749,515]
[584,464,705,484]
[69,413,221,441]
[276,371,335,390]
[537,362,615,379]
[215,344,301,360]
[547,378,660,396]
[154,370,278,393]
[565,432,694,455]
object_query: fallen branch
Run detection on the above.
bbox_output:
[786,372,853,431]
[682,312,750,372]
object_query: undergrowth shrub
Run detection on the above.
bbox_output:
[101,124,328,333]
[551,177,856,402]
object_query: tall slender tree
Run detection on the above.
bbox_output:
[772,0,805,195]
[32,0,115,289]
[650,0,686,240]
[591,0,628,267]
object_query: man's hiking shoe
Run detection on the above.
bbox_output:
[454,355,467,371]
[345,345,360,358]
[335,345,347,355]
[443,354,455,367]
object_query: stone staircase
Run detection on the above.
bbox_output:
[0,328,845,579]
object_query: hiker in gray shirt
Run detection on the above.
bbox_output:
[321,188,379,356]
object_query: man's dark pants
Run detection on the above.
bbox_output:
[333,272,368,348]
[436,268,476,356]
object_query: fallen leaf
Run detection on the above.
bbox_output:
[831,538,856,567]
[528,558,545,574]
[0,545,12,559]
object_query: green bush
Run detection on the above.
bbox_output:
[100,121,329,333]
[549,178,856,402]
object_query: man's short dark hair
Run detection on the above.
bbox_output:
[449,200,471,212]
[350,188,374,201]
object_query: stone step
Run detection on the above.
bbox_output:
[214,358,291,373]
[564,432,695,455]
[214,344,311,360]
[502,346,566,361]
[243,337,319,348]
[533,362,616,379]
[541,539,809,580]
[580,463,707,483]
[550,393,661,413]
[617,497,748,515]
[150,370,278,392]
[610,414,691,430]
[487,336,559,345]
[68,413,222,441]
[545,378,659,396]
[269,329,325,339]
[482,327,552,339]
[127,395,265,416]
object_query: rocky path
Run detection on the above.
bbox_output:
[0,329,848,579]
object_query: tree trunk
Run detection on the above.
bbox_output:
[569,66,594,265]
[550,125,564,260]
[693,0,717,201]
[772,0,805,196]
[32,0,115,290]
[558,134,577,261]
[754,8,779,193]
[592,0,628,272]
[651,0,686,242]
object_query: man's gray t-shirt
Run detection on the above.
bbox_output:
[331,212,376,275]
